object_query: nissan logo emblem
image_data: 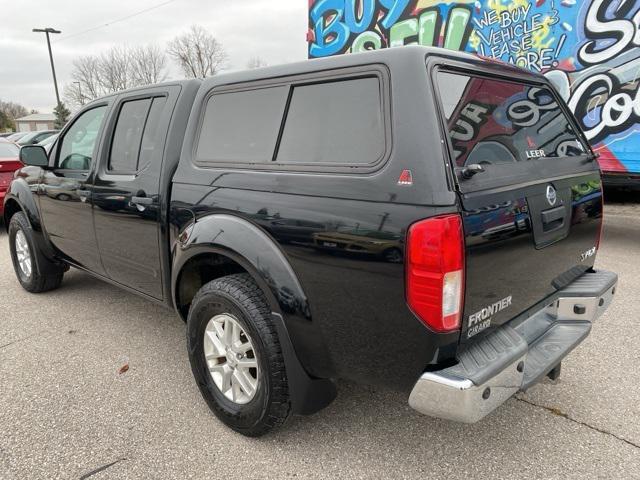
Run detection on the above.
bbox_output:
[546,185,557,206]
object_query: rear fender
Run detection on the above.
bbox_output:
[172,214,309,317]
[171,213,336,414]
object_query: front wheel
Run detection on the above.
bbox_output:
[186,273,291,437]
[8,212,64,293]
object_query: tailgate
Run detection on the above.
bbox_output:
[433,69,602,342]
[459,175,602,341]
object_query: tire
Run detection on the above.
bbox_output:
[8,212,64,293]
[186,273,291,437]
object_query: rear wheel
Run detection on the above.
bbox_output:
[186,273,291,437]
[8,212,64,293]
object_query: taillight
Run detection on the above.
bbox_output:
[406,214,465,333]
[0,172,13,188]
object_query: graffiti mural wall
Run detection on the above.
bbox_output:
[307,0,640,177]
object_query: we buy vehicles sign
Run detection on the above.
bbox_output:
[307,0,640,177]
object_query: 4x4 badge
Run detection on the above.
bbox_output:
[546,185,557,206]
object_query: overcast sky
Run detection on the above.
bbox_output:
[0,0,308,113]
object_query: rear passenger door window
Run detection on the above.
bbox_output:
[109,98,152,173]
[276,77,384,165]
[138,97,168,169]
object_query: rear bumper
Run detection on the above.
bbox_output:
[408,270,618,423]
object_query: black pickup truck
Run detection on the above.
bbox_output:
[4,47,617,436]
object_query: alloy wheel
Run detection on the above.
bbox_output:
[15,230,32,278]
[203,313,259,404]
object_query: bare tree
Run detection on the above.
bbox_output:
[0,100,28,120]
[69,55,105,102]
[62,84,85,111]
[247,56,268,69]
[0,111,13,132]
[130,45,167,85]
[167,25,227,78]
[0,100,28,131]
[98,46,133,93]
[65,44,169,109]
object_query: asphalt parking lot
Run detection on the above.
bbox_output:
[1,191,639,479]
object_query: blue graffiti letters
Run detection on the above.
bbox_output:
[309,0,350,57]
[344,0,376,34]
[308,0,472,57]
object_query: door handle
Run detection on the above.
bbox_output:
[541,206,565,232]
[131,196,153,206]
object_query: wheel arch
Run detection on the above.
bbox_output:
[3,196,26,231]
[3,179,40,231]
[172,245,283,322]
[172,214,310,317]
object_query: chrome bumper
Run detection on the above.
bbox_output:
[409,270,618,423]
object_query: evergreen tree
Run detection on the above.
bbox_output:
[53,103,71,129]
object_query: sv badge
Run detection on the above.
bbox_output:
[581,247,596,262]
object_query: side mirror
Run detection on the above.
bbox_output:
[19,145,50,168]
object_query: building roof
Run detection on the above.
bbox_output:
[15,113,55,122]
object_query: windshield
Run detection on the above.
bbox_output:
[7,132,27,142]
[0,142,19,158]
[16,132,39,144]
[39,133,58,145]
[437,71,588,167]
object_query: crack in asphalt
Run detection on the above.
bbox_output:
[0,328,74,351]
[0,332,41,351]
[79,458,126,479]
[516,396,640,450]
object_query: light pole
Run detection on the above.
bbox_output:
[74,81,84,106]
[32,27,62,107]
